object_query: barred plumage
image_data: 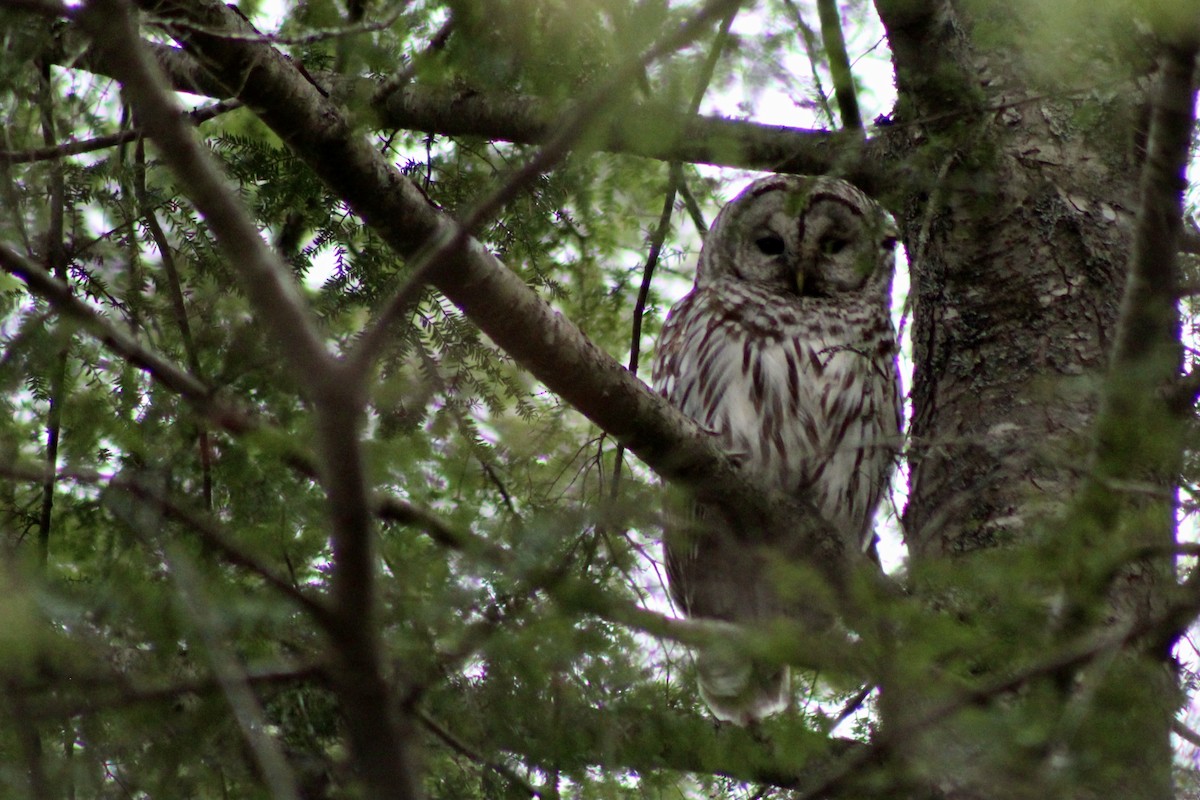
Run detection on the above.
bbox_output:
[651,175,901,724]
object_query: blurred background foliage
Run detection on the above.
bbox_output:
[0,0,1198,798]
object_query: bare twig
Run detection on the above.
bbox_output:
[79,0,334,387]
[829,683,875,729]
[677,177,708,234]
[1173,718,1200,748]
[614,5,736,497]
[417,710,542,798]
[34,56,69,570]
[611,168,681,496]
[0,100,242,164]
[347,0,750,378]
[783,0,837,128]
[165,552,302,800]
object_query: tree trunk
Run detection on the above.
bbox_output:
[877,3,1185,797]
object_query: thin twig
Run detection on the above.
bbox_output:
[783,0,837,128]
[611,169,681,496]
[0,100,242,164]
[34,56,69,570]
[609,6,736,497]
[165,551,302,800]
[1173,718,1200,748]
[677,177,708,234]
[346,0,748,379]
[417,709,542,798]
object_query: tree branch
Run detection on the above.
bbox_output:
[76,2,417,796]
[55,32,891,191]
[446,682,869,792]
[816,0,863,131]
[872,0,978,120]
[0,100,241,164]
[126,0,866,594]
[375,84,886,187]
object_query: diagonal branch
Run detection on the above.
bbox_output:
[76,2,334,387]
[76,1,417,797]
[136,0,861,590]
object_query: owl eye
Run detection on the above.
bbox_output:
[821,237,849,255]
[755,235,786,255]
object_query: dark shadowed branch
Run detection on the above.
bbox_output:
[130,0,861,592]
[816,0,863,131]
[872,0,978,119]
[76,0,419,796]
[53,26,891,190]
[344,0,749,377]
[1086,37,1198,644]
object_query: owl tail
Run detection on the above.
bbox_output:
[696,646,790,725]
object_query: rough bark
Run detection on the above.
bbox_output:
[876,1,1193,797]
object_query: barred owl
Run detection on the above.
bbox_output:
[651,175,901,724]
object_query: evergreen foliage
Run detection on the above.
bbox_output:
[0,0,1197,798]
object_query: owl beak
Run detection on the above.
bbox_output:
[795,265,824,297]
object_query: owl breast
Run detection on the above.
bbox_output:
[654,278,899,550]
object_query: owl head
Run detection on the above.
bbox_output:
[695,175,898,298]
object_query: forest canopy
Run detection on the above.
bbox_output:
[0,0,1199,798]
